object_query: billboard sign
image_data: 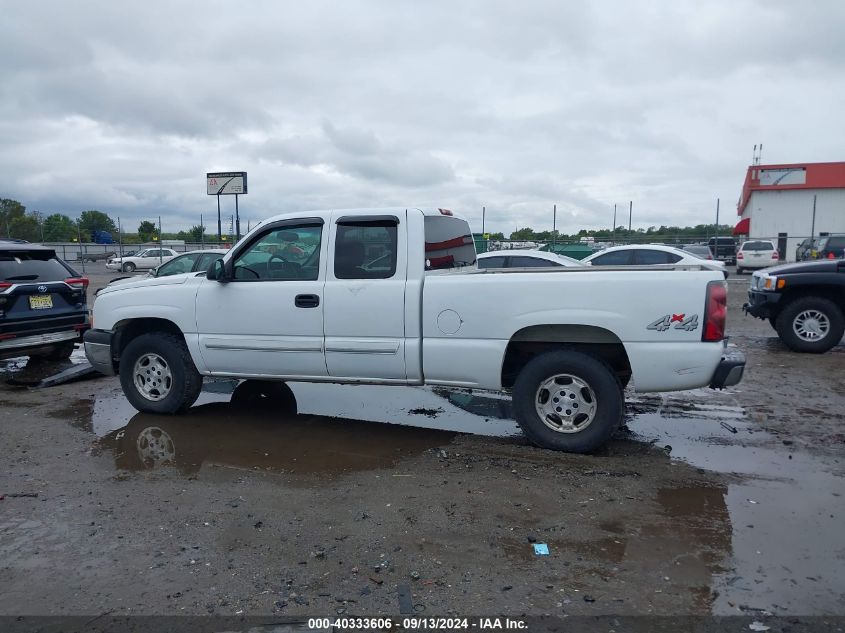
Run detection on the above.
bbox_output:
[207,172,248,195]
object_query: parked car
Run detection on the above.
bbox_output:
[85,207,744,454]
[0,243,89,361]
[477,250,583,268]
[816,234,845,260]
[708,237,737,265]
[681,244,716,260]
[795,237,820,262]
[736,240,779,274]
[149,249,229,278]
[582,244,727,276]
[744,260,845,353]
[106,248,178,273]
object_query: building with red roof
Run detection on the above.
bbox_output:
[735,161,845,261]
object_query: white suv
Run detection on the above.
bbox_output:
[736,240,778,274]
[106,248,178,273]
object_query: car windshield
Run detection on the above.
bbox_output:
[743,241,774,251]
[684,246,711,256]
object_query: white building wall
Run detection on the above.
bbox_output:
[741,188,845,261]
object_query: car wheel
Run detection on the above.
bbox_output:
[512,350,623,453]
[119,333,203,414]
[123,262,136,273]
[34,341,75,361]
[775,296,845,353]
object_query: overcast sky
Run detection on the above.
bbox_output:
[2,0,843,235]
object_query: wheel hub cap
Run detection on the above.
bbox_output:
[793,310,830,342]
[535,373,597,434]
[133,353,173,401]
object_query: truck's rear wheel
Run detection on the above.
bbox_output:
[512,351,623,453]
[119,333,202,414]
[776,297,844,353]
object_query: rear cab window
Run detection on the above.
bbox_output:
[424,215,476,271]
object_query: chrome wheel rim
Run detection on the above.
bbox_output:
[136,427,175,466]
[535,373,597,433]
[793,309,830,342]
[133,353,172,401]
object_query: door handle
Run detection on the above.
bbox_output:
[295,294,320,308]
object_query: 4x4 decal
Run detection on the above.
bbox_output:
[647,313,699,332]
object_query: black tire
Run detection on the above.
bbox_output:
[119,333,203,414]
[775,296,845,353]
[230,379,298,414]
[512,351,624,453]
[123,262,136,273]
[35,341,75,361]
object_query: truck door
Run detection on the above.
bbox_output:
[194,218,328,378]
[323,212,407,380]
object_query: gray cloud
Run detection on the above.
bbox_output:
[1,0,843,235]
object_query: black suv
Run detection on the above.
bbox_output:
[0,243,89,361]
[816,234,845,260]
[708,237,737,265]
[744,259,844,353]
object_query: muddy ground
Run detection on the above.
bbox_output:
[0,266,843,622]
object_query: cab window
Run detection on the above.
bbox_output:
[233,224,322,281]
[334,219,398,279]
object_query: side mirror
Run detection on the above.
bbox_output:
[207,258,229,282]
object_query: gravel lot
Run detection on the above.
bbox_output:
[1,264,843,622]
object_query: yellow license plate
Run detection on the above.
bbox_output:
[29,294,53,310]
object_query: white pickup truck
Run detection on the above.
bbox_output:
[84,208,745,452]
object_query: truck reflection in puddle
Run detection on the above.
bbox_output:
[97,380,461,475]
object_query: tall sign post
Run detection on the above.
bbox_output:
[207,172,248,243]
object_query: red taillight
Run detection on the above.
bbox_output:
[0,333,16,341]
[828,252,835,259]
[438,208,453,216]
[772,252,779,260]
[703,280,727,342]
[65,277,89,290]
[737,252,744,259]
[0,282,12,291]
[707,255,713,260]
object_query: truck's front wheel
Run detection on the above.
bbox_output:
[512,351,623,453]
[776,296,844,353]
[119,333,203,414]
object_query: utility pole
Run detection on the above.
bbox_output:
[715,198,720,238]
[216,194,222,243]
[158,216,163,264]
[811,194,817,240]
[628,201,632,235]
[481,206,485,235]
[612,204,617,243]
[552,204,556,247]
[118,217,123,257]
[200,214,204,247]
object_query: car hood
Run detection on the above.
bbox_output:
[97,272,195,296]
[763,260,842,275]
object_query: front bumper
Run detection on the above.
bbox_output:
[743,289,782,320]
[83,329,116,375]
[709,348,746,389]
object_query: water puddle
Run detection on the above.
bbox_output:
[625,392,845,615]
[1,346,91,387]
[52,379,844,615]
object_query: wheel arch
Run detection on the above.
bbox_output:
[501,324,631,390]
[113,317,186,359]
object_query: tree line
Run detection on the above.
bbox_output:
[3,196,735,245]
[0,198,218,243]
